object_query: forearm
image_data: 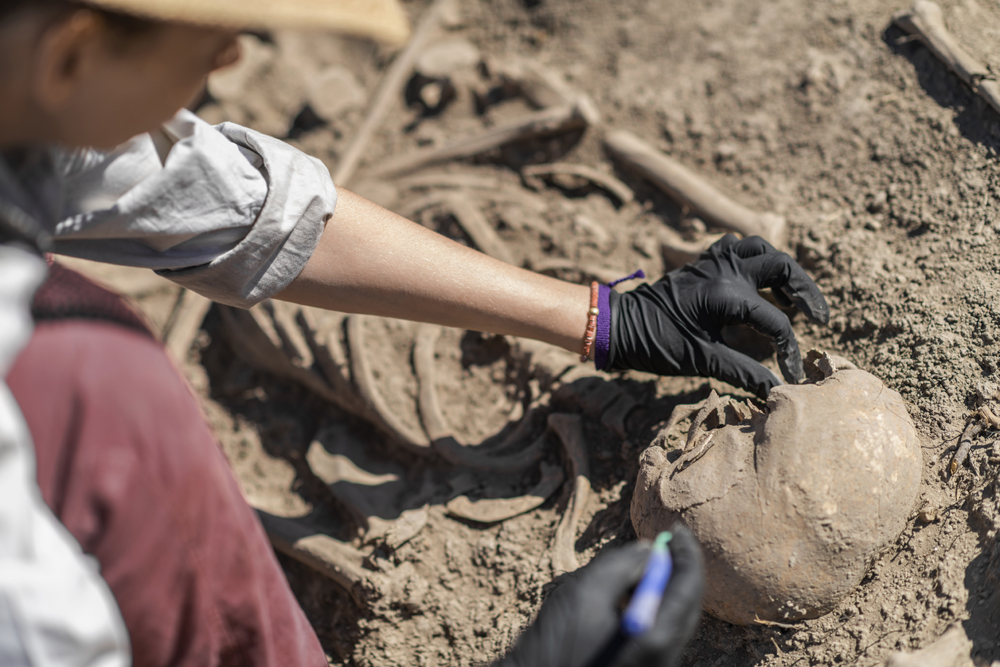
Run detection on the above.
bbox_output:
[277,189,592,355]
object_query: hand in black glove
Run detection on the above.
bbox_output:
[607,234,829,399]
[494,527,703,667]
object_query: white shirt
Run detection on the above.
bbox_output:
[0,110,340,664]
[12,109,337,308]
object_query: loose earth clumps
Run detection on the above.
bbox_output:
[632,353,922,625]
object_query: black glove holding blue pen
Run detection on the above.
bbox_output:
[493,527,704,667]
[607,235,830,400]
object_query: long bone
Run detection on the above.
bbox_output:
[256,510,375,607]
[603,129,787,247]
[893,1,1000,117]
[549,413,591,575]
[373,99,598,178]
[331,0,454,186]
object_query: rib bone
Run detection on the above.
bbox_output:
[446,463,564,524]
[414,323,543,471]
[549,413,591,574]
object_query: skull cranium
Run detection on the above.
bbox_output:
[632,353,922,624]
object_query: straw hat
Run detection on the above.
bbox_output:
[87,0,411,45]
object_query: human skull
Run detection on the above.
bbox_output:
[632,353,922,625]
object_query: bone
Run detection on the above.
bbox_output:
[446,463,565,524]
[220,305,369,417]
[950,419,985,477]
[522,163,634,205]
[332,0,454,186]
[685,390,721,450]
[487,58,597,120]
[658,226,727,268]
[549,413,591,574]
[603,129,787,247]
[633,359,921,625]
[445,197,518,265]
[365,506,429,551]
[161,289,212,362]
[893,1,1000,118]
[414,323,543,471]
[374,100,597,178]
[346,314,432,451]
[256,510,374,606]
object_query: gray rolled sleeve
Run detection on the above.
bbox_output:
[156,123,337,308]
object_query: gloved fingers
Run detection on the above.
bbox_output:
[633,527,704,657]
[731,295,803,383]
[738,252,830,325]
[702,342,782,399]
[704,233,740,257]
[771,286,794,309]
[571,542,652,607]
[728,235,775,258]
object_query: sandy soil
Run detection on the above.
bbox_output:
[65,0,1000,664]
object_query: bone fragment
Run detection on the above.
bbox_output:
[685,390,721,450]
[414,323,543,471]
[256,509,374,606]
[446,463,565,524]
[603,129,787,247]
[161,289,212,362]
[346,314,432,451]
[950,419,985,476]
[658,226,727,268]
[549,413,591,574]
[332,0,454,186]
[445,197,517,265]
[374,100,596,178]
[220,305,370,418]
[522,163,634,205]
[295,308,360,408]
[365,506,429,551]
[893,1,1000,118]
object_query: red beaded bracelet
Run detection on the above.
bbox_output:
[580,281,600,362]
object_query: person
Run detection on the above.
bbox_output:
[0,0,829,664]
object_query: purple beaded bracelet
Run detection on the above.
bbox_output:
[594,269,645,371]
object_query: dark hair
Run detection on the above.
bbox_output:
[0,0,159,35]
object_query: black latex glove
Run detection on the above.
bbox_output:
[494,527,703,667]
[608,234,829,399]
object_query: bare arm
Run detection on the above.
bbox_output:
[276,189,591,355]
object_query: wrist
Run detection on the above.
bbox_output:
[594,284,612,370]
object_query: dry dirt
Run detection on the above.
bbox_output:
[65,0,1000,664]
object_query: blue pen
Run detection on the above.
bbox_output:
[621,532,673,636]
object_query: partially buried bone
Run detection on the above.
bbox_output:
[446,462,564,524]
[604,129,787,247]
[522,163,634,205]
[632,351,922,624]
[413,323,542,471]
[549,413,591,575]
[893,1,1000,118]
[347,314,432,451]
[256,510,375,606]
[374,99,598,178]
